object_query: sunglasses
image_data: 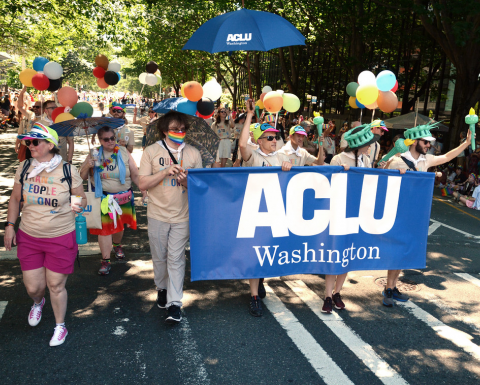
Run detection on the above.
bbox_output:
[32,106,41,109]
[421,139,431,145]
[112,110,124,113]
[101,136,116,142]
[259,135,279,141]
[219,110,226,113]
[25,139,41,146]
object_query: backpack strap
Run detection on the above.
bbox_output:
[400,156,417,171]
[19,159,31,207]
[61,161,72,191]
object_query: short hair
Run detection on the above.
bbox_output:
[97,125,116,139]
[44,100,56,109]
[156,111,190,139]
[49,145,60,155]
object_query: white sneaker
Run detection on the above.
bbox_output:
[49,325,68,347]
[28,298,45,327]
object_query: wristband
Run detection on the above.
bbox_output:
[5,221,14,227]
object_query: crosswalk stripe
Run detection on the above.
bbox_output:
[285,280,408,385]
[263,283,354,385]
[428,222,442,235]
[398,301,480,361]
[454,272,480,288]
[0,301,7,321]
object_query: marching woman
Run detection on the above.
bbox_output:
[80,126,143,275]
[212,107,234,167]
[240,100,293,317]
[4,123,86,346]
[322,124,380,313]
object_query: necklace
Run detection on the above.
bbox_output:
[97,145,119,171]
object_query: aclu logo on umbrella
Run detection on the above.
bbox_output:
[226,33,252,45]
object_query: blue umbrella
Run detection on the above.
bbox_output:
[182,8,305,96]
[50,117,126,137]
[182,8,305,53]
[153,97,182,114]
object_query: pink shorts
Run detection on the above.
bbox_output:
[16,229,78,274]
[466,199,475,209]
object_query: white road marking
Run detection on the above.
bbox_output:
[430,219,476,238]
[428,222,442,235]
[454,273,480,288]
[398,301,480,361]
[421,292,480,333]
[285,280,408,385]
[263,283,354,385]
[113,326,127,336]
[0,301,7,321]
[171,316,210,384]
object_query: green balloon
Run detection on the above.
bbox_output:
[70,102,94,118]
[346,82,359,97]
[282,93,300,113]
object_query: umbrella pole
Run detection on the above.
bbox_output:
[371,108,375,122]
[246,52,253,98]
[359,108,363,124]
[84,120,92,154]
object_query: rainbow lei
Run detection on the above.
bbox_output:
[97,145,119,171]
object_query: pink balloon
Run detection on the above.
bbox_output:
[378,91,398,113]
[260,92,267,101]
[57,86,78,108]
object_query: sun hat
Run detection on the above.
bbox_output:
[343,124,380,152]
[252,123,279,142]
[18,122,59,146]
[289,125,307,136]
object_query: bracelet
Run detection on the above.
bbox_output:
[6,222,14,227]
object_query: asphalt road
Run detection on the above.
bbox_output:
[1,118,480,384]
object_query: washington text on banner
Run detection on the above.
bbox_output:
[187,166,434,281]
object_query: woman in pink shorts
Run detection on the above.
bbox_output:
[4,123,86,347]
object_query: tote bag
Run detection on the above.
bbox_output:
[84,174,102,229]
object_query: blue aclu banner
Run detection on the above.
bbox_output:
[187,166,434,281]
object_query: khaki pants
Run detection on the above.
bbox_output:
[148,217,190,308]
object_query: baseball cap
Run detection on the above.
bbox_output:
[112,106,126,112]
[18,122,59,146]
[289,125,307,136]
[252,123,279,142]
[370,119,388,131]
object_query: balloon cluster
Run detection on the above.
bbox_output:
[92,55,122,89]
[51,87,93,123]
[173,79,222,118]
[19,57,63,92]
[255,85,301,114]
[347,70,399,113]
[138,61,161,86]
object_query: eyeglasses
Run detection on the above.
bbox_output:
[25,139,41,146]
[100,136,116,142]
[259,135,278,141]
[45,107,56,110]
[32,106,41,109]
[421,139,431,145]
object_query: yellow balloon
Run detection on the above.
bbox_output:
[55,112,75,123]
[19,69,37,87]
[180,84,186,97]
[349,97,358,109]
[255,99,264,109]
[356,84,379,106]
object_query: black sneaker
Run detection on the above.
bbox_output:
[258,278,266,299]
[249,296,263,317]
[321,297,333,314]
[157,289,167,309]
[382,288,394,307]
[165,305,182,324]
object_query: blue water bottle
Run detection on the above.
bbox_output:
[75,208,88,245]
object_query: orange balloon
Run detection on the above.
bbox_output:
[55,112,75,123]
[57,86,78,108]
[95,54,109,70]
[183,81,203,102]
[348,97,358,109]
[97,77,109,89]
[365,101,378,110]
[377,91,398,113]
[263,91,283,113]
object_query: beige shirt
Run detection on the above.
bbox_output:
[90,146,131,193]
[14,161,83,238]
[340,132,347,149]
[136,116,150,134]
[388,152,435,172]
[277,142,317,166]
[212,121,232,140]
[244,149,284,167]
[367,142,381,166]
[330,152,371,168]
[233,123,243,139]
[115,125,135,148]
[139,142,202,223]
